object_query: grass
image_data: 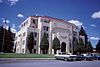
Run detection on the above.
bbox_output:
[0,53,54,58]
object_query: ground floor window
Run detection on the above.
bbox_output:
[17,48,19,52]
[34,49,36,53]
[22,49,24,53]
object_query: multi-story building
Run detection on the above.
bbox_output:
[14,15,78,54]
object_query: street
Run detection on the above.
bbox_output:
[0,60,100,67]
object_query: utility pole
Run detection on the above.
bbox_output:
[1,18,7,53]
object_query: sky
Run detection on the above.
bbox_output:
[0,0,100,48]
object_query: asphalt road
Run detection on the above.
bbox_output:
[0,60,100,67]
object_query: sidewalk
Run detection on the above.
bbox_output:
[0,58,55,61]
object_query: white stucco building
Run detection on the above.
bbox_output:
[14,15,78,54]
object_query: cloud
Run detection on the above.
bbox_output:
[82,26,87,29]
[8,0,19,6]
[91,11,100,19]
[11,28,17,33]
[90,24,96,27]
[17,14,24,18]
[0,0,2,3]
[12,24,16,28]
[3,25,17,33]
[1,18,10,23]
[90,37,99,40]
[11,24,17,33]
[2,23,17,33]
[3,20,10,23]
[3,25,9,30]
[68,20,83,27]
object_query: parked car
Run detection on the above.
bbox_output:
[93,54,100,60]
[76,55,85,61]
[55,53,77,61]
[82,53,93,61]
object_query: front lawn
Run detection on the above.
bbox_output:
[0,53,54,58]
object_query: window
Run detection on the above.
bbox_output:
[46,33,49,38]
[32,26,35,28]
[17,41,20,44]
[23,40,25,45]
[15,42,17,46]
[34,33,37,37]
[22,49,24,53]
[70,43,71,48]
[43,26,46,30]
[15,37,17,40]
[46,27,49,31]
[33,20,36,24]
[23,32,25,37]
[23,23,25,26]
[41,19,50,23]
[36,25,38,28]
[21,25,23,27]
[17,48,19,52]
[44,20,48,23]
[19,34,21,37]
[73,31,77,36]
[43,26,49,31]
[34,49,36,53]
[34,40,36,45]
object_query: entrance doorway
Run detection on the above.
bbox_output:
[61,42,66,52]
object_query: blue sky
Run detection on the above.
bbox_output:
[0,0,100,48]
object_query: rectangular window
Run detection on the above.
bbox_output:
[46,33,49,38]
[23,23,25,26]
[34,49,36,53]
[34,40,36,45]
[44,20,48,23]
[23,32,25,37]
[15,42,17,46]
[33,20,36,24]
[32,26,35,28]
[23,40,25,45]
[22,49,24,53]
[17,41,20,44]
[43,26,46,30]
[34,32,37,37]
[43,26,49,31]
[17,48,19,52]
[15,37,17,40]
[41,19,50,23]
[19,34,21,37]
[46,27,49,31]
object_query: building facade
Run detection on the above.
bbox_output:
[14,16,78,54]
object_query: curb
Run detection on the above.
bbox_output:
[0,58,55,61]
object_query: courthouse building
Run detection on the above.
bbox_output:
[14,15,78,54]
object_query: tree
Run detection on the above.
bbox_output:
[0,26,15,53]
[85,41,93,52]
[79,26,88,44]
[27,32,34,53]
[73,37,79,54]
[79,26,86,36]
[96,40,100,53]
[75,38,85,54]
[5,27,14,52]
[52,37,60,54]
[0,26,3,52]
[79,26,89,53]
[40,32,49,54]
